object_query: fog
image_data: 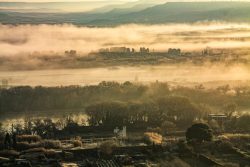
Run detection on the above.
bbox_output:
[1,65,250,87]
[1,23,250,56]
[1,22,250,87]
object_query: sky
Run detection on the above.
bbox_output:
[0,0,136,2]
[0,0,249,1]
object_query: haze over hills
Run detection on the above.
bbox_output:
[0,0,167,13]
[1,1,250,25]
[90,0,168,13]
[0,1,125,13]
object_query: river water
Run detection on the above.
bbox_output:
[0,65,249,87]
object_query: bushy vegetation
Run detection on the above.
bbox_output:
[72,140,82,148]
[16,142,42,151]
[20,147,57,159]
[186,123,213,143]
[224,115,250,132]
[42,140,61,149]
[0,149,19,158]
[218,134,250,144]
[235,115,250,131]
[99,140,118,155]
[215,140,234,153]
[10,135,62,151]
[17,135,41,143]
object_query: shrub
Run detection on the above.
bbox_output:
[72,140,82,147]
[22,147,47,154]
[0,123,4,140]
[0,149,19,158]
[216,141,234,153]
[17,135,41,143]
[0,141,4,150]
[23,147,55,155]
[218,134,250,147]
[161,121,176,135]
[21,147,57,159]
[236,115,250,131]
[42,140,61,149]
[44,149,57,158]
[0,133,4,141]
[221,134,250,142]
[16,142,42,151]
[177,140,193,154]
[99,140,118,155]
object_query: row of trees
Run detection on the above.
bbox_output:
[1,81,250,132]
[2,81,250,115]
[86,96,207,129]
[0,81,148,114]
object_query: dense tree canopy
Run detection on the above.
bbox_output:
[186,123,213,142]
[1,81,250,131]
[86,96,205,128]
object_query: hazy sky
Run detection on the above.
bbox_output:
[0,0,249,1]
[1,0,249,3]
[0,0,216,1]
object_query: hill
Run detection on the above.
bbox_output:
[1,2,250,25]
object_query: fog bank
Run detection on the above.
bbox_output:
[1,65,250,87]
[1,23,250,56]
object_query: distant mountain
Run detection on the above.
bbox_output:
[87,2,250,25]
[90,0,168,14]
[0,1,124,13]
[1,2,250,25]
[90,3,156,14]
[127,2,250,23]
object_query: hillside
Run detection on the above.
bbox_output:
[128,2,250,23]
[88,2,250,25]
[1,2,250,25]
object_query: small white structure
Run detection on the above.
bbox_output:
[114,126,127,138]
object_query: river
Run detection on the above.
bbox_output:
[0,65,249,87]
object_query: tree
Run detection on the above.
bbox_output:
[236,115,250,131]
[208,119,220,132]
[86,101,128,127]
[223,103,237,118]
[186,123,213,143]
[13,123,24,135]
[156,96,202,128]
[0,123,4,139]
[99,140,118,155]
[161,121,176,135]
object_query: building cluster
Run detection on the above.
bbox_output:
[99,47,149,53]
[99,47,132,53]
[98,47,181,55]
[202,47,213,55]
[167,48,181,56]
[139,47,150,53]
[65,50,77,56]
